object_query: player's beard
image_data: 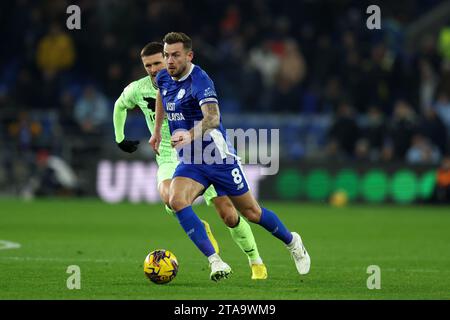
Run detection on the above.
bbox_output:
[171,63,187,79]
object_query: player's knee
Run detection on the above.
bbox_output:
[224,214,239,227]
[220,209,238,227]
[240,206,262,223]
[214,199,238,227]
[169,197,189,212]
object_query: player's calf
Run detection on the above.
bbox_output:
[212,196,239,227]
[229,192,262,223]
[239,205,262,223]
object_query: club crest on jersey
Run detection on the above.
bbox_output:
[162,89,167,96]
[177,89,186,100]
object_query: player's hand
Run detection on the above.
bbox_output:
[171,131,191,148]
[117,140,139,153]
[149,133,161,156]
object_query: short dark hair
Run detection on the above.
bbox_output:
[163,32,192,51]
[140,42,164,57]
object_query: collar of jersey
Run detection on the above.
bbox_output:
[172,63,195,82]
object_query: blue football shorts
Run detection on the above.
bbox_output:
[172,161,249,197]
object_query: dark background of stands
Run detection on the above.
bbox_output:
[0,0,449,198]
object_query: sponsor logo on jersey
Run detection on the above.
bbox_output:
[204,87,215,97]
[177,89,186,100]
[167,113,186,121]
[167,102,176,111]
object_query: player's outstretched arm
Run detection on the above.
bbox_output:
[113,86,139,153]
[149,90,164,155]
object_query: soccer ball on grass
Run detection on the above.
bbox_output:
[143,249,178,284]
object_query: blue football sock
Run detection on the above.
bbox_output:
[175,206,216,257]
[258,207,293,245]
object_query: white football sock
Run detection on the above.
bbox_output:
[208,253,221,264]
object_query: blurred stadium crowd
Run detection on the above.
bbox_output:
[0,0,450,197]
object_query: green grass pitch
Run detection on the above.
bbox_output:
[0,199,449,299]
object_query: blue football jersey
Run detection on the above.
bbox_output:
[156,64,237,164]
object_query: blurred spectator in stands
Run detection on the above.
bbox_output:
[277,40,306,87]
[6,111,43,193]
[36,23,75,76]
[312,35,336,88]
[22,149,79,199]
[94,33,128,84]
[383,100,418,160]
[338,31,365,112]
[419,33,441,74]
[437,59,450,94]
[419,59,438,113]
[355,139,370,161]
[249,40,281,111]
[7,111,42,152]
[321,76,343,113]
[438,26,450,62]
[434,155,450,203]
[74,85,109,135]
[325,101,360,159]
[59,90,78,135]
[433,90,450,133]
[13,68,43,108]
[104,62,124,98]
[417,33,442,80]
[220,4,241,36]
[364,43,393,113]
[406,134,441,165]
[249,40,280,89]
[357,106,387,161]
[341,49,364,112]
[271,40,306,113]
[420,108,448,155]
[35,22,76,109]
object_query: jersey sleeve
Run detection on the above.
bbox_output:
[113,82,138,143]
[191,70,219,107]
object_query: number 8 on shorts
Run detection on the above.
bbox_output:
[231,168,243,185]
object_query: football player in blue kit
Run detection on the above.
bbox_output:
[150,32,310,282]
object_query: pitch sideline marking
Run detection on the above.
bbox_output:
[0,240,21,251]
